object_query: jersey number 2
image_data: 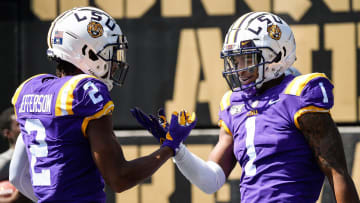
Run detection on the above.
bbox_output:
[25,119,51,186]
[84,81,103,104]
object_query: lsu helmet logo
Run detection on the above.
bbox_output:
[267,24,281,40]
[87,22,104,38]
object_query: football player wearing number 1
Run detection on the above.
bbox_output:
[9,7,196,203]
[132,12,359,202]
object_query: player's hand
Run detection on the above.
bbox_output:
[161,110,197,155]
[130,107,168,144]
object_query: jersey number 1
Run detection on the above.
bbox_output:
[25,119,51,186]
[244,116,257,176]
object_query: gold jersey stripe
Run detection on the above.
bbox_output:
[220,90,232,111]
[55,74,97,116]
[218,120,233,136]
[81,101,114,137]
[284,73,328,96]
[11,74,47,119]
[293,105,330,129]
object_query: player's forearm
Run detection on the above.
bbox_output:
[332,172,360,203]
[109,146,173,193]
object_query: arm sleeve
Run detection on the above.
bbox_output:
[9,135,37,202]
[173,144,226,194]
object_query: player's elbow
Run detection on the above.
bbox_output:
[194,175,221,194]
[177,159,226,194]
[104,168,138,193]
[202,186,218,194]
[203,188,217,194]
[107,178,134,193]
[109,184,127,193]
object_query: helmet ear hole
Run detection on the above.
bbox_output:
[283,47,287,57]
[89,50,99,61]
[274,52,282,63]
[82,45,87,56]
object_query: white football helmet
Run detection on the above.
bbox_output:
[47,7,129,91]
[221,12,296,91]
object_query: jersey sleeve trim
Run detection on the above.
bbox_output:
[11,74,47,119]
[284,73,329,96]
[55,74,97,116]
[218,120,233,136]
[81,100,114,137]
[220,90,233,111]
[294,105,330,129]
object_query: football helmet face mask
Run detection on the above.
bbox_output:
[221,12,296,92]
[47,7,129,90]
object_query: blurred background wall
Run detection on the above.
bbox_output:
[0,0,359,202]
[1,0,360,128]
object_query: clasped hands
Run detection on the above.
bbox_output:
[130,107,197,155]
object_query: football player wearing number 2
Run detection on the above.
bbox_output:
[132,12,359,202]
[9,7,196,203]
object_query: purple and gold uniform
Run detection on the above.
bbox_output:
[11,74,114,202]
[219,73,333,202]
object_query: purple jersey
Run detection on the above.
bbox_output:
[11,74,114,203]
[219,73,334,202]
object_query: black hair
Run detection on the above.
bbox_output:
[55,60,84,77]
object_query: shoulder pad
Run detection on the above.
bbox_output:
[11,74,48,106]
[220,90,233,111]
[284,73,330,96]
[55,74,98,116]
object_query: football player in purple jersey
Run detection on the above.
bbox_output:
[9,7,196,203]
[131,12,359,202]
